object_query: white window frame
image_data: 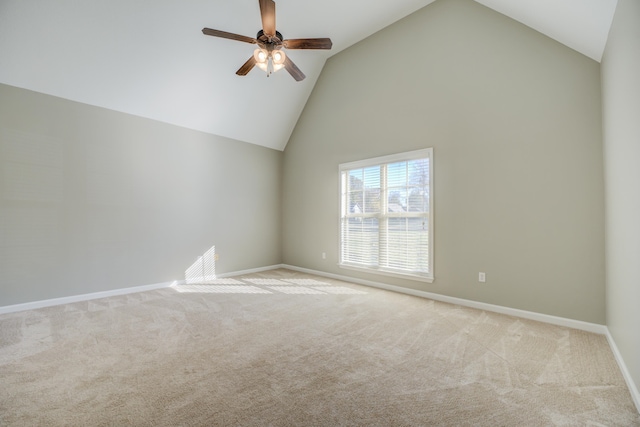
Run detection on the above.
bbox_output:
[339,148,434,283]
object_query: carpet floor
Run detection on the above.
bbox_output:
[1,268,638,426]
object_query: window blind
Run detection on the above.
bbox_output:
[339,148,433,281]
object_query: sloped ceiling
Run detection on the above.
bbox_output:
[475,0,617,63]
[0,0,617,151]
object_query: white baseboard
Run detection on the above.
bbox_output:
[0,280,175,315]
[0,265,286,315]
[281,264,607,334]
[606,330,640,413]
[0,262,612,335]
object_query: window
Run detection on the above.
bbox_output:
[339,148,433,282]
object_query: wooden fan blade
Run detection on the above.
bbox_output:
[284,56,305,81]
[259,0,276,36]
[202,28,257,44]
[283,38,333,50]
[236,56,257,76]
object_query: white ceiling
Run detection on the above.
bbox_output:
[0,0,618,151]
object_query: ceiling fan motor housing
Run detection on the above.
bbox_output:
[257,30,284,48]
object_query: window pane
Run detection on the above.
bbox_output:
[363,167,380,213]
[384,217,429,272]
[347,167,381,214]
[342,217,379,265]
[363,166,380,188]
[363,188,381,213]
[407,187,428,212]
[408,158,429,186]
[347,190,363,213]
[348,170,363,191]
[388,189,407,212]
[387,162,407,187]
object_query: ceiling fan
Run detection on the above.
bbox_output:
[202,0,332,81]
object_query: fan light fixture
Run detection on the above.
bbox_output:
[202,0,333,81]
[253,48,286,76]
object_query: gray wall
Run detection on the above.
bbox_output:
[602,0,640,401]
[283,0,605,323]
[0,83,282,306]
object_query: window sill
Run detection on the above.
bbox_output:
[338,263,434,284]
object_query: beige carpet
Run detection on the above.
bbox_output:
[1,268,638,426]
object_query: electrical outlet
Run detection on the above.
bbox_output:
[322,252,327,260]
[478,272,486,283]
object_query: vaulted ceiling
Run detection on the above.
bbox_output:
[0,0,618,151]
